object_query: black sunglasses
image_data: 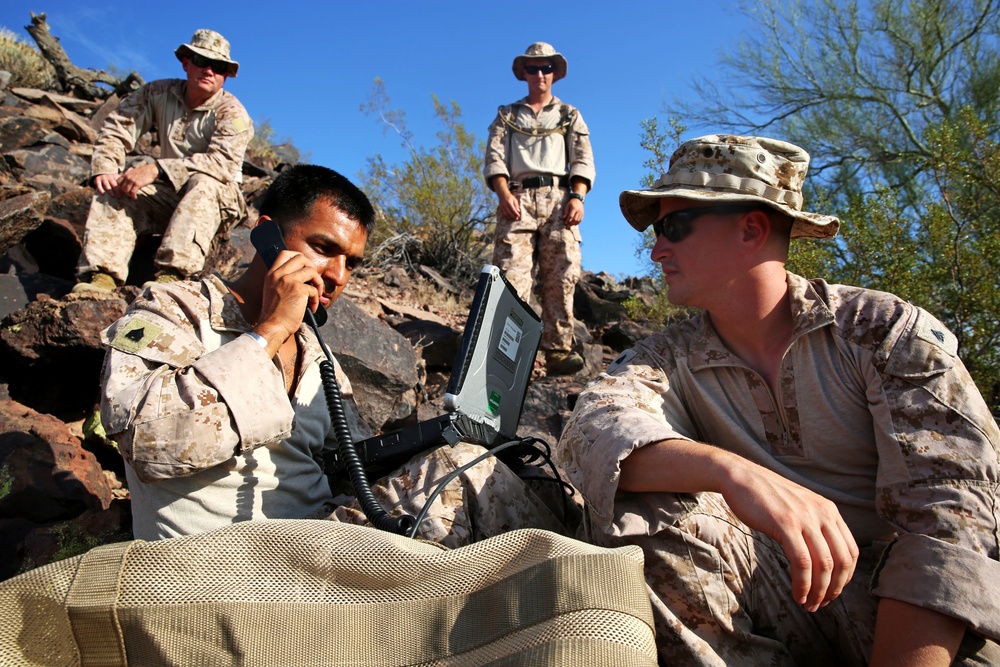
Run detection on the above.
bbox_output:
[651,205,764,243]
[524,64,556,75]
[188,53,229,75]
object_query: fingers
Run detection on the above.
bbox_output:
[258,251,323,341]
[563,199,584,226]
[781,509,859,612]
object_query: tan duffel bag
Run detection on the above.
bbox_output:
[0,520,657,666]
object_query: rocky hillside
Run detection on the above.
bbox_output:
[0,59,663,580]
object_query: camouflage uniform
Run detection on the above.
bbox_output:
[102,276,564,543]
[484,96,594,352]
[78,79,252,284]
[556,272,1000,664]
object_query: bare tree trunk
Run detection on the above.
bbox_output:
[24,12,143,99]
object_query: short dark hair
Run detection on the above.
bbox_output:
[259,164,375,236]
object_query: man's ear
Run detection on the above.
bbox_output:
[740,210,771,253]
[253,215,272,228]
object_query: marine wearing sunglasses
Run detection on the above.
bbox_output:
[651,204,766,243]
[187,53,230,76]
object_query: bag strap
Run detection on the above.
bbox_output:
[66,541,133,667]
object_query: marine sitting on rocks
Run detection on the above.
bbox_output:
[74,29,252,293]
[100,164,567,544]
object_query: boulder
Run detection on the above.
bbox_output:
[0,116,49,152]
[0,273,73,322]
[393,319,462,370]
[0,190,50,255]
[0,293,126,417]
[319,295,421,431]
[4,143,89,184]
[0,399,113,522]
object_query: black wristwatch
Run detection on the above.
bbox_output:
[568,192,585,203]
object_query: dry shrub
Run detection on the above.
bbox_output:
[0,27,56,89]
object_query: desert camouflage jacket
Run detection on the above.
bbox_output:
[484,96,595,189]
[91,78,252,191]
[100,275,369,540]
[557,272,1000,639]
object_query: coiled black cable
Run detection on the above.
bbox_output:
[310,312,415,535]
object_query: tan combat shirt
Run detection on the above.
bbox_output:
[483,96,595,189]
[557,272,1000,640]
[91,78,252,191]
[101,276,370,540]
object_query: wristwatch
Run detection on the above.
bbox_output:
[568,192,585,203]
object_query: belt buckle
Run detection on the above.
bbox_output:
[509,179,522,192]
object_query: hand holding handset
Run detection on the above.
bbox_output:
[249,219,413,535]
[249,219,327,327]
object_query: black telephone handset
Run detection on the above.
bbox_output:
[249,219,413,535]
[249,219,327,327]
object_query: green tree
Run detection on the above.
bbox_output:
[359,78,494,285]
[645,0,1000,408]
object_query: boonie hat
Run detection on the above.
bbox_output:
[620,135,839,239]
[175,29,239,77]
[512,42,567,82]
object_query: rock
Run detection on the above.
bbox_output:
[0,293,127,417]
[23,218,81,279]
[0,190,50,255]
[419,264,459,294]
[0,399,113,522]
[602,320,657,352]
[4,143,89,184]
[319,295,421,431]
[0,273,72,322]
[17,504,130,576]
[393,319,462,370]
[574,279,629,325]
[384,266,410,289]
[0,116,48,152]
[46,186,92,235]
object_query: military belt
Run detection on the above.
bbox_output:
[511,174,569,190]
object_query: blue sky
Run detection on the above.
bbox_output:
[2,1,750,279]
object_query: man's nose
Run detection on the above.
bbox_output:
[651,234,672,262]
[325,255,349,286]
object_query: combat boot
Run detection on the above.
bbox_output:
[72,272,117,294]
[142,268,185,289]
[545,350,584,376]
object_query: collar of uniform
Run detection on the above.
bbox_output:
[170,78,227,111]
[512,94,564,111]
[205,273,326,365]
[686,272,835,370]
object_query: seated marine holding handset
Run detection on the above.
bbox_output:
[100,164,570,544]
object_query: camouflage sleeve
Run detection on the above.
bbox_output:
[100,288,294,484]
[158,93,253,191]
[90,83,159,177]
[566,108,595,190]
[867,305,1000,639]
[483,109,510,189]
[555,341,698,538]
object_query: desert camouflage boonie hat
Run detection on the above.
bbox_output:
[619,135,839,239]
[175,29,239,77]
[512,42,568,82]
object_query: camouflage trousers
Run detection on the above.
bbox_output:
[492,185,581,353]
[317,442,572,549]
[597,492,998,666]
[77,171,244,284]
